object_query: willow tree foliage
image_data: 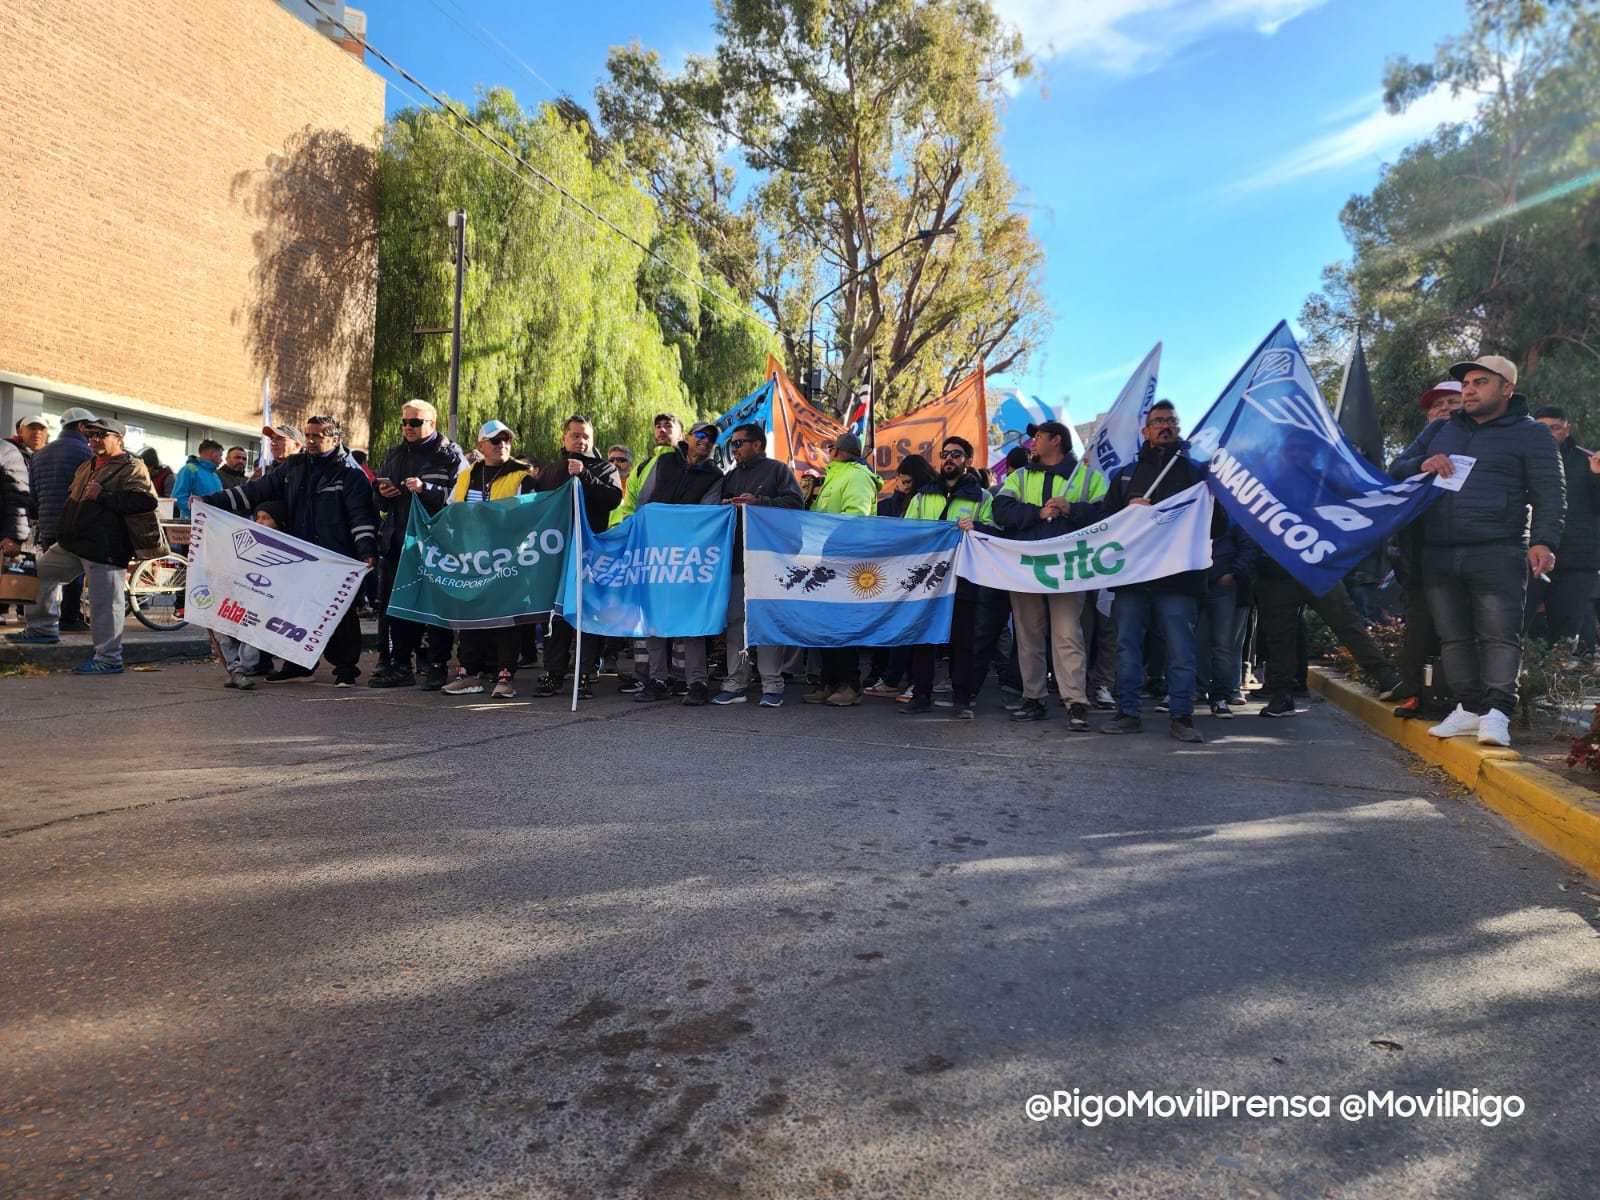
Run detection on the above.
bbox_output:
[1300,0,1600,447]
[371,89,772,463]
[597,0,1048,419]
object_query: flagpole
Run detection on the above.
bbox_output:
[570,479,583,713]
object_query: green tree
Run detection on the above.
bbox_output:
[371,89,771,463]
[1300,0,1600,449]
[597,0,1048,420]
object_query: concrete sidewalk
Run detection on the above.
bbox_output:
[1310,666,1600,878]
[0,614,379,670]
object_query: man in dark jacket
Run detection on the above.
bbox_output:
[1527,405,1600,650]
[531,415,623,698]
[1389,355,1565,747]
[0,438,31,555]
[634,421,724,705]
[707,422,804,707]
[204,414,379,686]
[25,407,99,631]
[370,400,467,689]
[1097,401,1217,743]
[217,446,249,490]
[7,418,159,674]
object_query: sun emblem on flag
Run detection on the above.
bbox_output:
[847,562,886,599]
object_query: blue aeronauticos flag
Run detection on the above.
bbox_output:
[555,503,736,637]
[708,380,775,472]
[1185,321,1438,597]
[743,507,964,648]
[1088,342,1161,479]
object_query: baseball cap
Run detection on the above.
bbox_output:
[59,407,98,425]
[830,431,863,457]
[263,423,302,442]
[1448,355,1518,385]
[477,419,513,441]
[653,412,681,426]
[84,417,128,438]
[689,421,720,443]
[1416,380,1462,411]
[20,415,48,429]
[1026,420,1071,441]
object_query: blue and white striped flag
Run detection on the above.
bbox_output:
[743,508,963,648]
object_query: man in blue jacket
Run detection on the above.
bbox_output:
[25,407,98,630]
[170,440,224,519]
[1389,354,1565,748]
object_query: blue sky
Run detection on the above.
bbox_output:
[355,0,1477,424]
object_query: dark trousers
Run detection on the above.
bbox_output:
[911,595,978,703]
[459,628,520,676]
[276,605,363,681]
[1398,580,1438,696]
[1424,543,1528,717]
[378,555,452,668]
[1525,569,1597,651]
[543,616,595,680]
[969,586,1018,695]
[820,646,860,691]
[1258,575,1388,698]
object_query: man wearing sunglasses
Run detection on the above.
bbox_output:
[370,400,467,689]
[706,422,804,707]
[632,421,725,704]
[8,418,163,674]
[203,414,378,686]
[610,413,681,528]
[531,415,624,698]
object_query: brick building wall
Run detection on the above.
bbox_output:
[0,0,384,458]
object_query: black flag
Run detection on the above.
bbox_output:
[1334,335,1384,469]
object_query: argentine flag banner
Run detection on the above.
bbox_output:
[1186,322,1438,597]
[557,504,736,637]
[744,508,964,648]
[956,483,1214,593]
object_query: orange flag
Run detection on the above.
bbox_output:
[766,356,847,476]
[869,365,988,481]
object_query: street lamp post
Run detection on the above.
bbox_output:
[804,227,950,415]
[445,209,467,443]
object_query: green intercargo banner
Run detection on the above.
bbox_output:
[386,480,576,630]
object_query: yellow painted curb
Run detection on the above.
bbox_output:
[1309,667,1600,878]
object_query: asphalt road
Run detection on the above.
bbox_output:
[2,663,1598,1199]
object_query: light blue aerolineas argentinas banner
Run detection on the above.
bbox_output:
[386,480,575,630]
[556,504,737,637]
[743,507,964,648]
[1185,321,1438,597]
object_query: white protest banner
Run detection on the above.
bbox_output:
[185,504,368,669]
[956,482,1214,593]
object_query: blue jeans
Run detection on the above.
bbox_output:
[1195,582,1238,702]
[1422,543,1527,717]
[1113,590,1199,719]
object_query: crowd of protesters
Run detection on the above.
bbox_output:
[0,352,1580,749]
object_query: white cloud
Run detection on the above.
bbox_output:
[992,0,1327,74]
[1225,84,1486,196]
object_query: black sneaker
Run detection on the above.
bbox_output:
[1259,695,1298,718]
[953,704,975,720]
[617,677,645,695]
[1373,668,1404,701]
[1170,716,1204,743]
[1067,702,1089,732]
[635,678,672,703]
[898,695,934,715]
[368,668,415,689]
[669,679,689,697]
[533,673,562,698]
[423,663,449,692]
[1010,698,1048,722]
[682,681,710,707]
[576,675,594,701]
[264,665,312,682]
[1153,696,1171,713]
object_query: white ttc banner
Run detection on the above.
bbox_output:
[185,505,368,668]
[956,482,1215,593]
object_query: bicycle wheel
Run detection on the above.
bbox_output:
[128,555,188,630]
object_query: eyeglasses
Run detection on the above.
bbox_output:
[692,430,712,441]
[939,449,968,460]
[400,418,429,428]
[1148,417,1180,428]
[85,431,109,439]
[487,434,513,445]
[608,455,631,464]
[728,438,753,449]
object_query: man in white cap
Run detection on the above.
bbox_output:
[1389,354,1565,747]
[25,407,100,630]
[260,424,303,477]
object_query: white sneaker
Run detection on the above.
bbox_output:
[1477,709,1511,746]
[1428,704,1481,739]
